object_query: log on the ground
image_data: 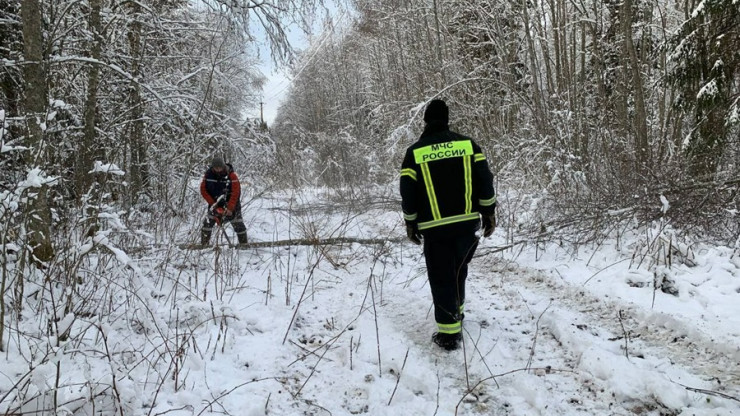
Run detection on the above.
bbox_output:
[179,237,406,250]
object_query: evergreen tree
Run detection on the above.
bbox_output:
[667,0,740,178]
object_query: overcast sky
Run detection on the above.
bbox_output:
[258,66,291,125]
[250,1,348,126]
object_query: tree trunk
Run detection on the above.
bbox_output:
[127,9,148,205]
[521,0,546,133]
[622,0,649,171]
[21,0,54,263]
[78,0,103,199]
[432,0,446,86]
[549,0,563,94]
[535,1,555,96]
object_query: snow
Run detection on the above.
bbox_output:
[0,144,24,153]
[89,161,125,175]
[56,313,76,338]
[660,194,670,213]
[17,167,58,188]
[1,188,739,415]
[697,79,719,100]
[691,0,706,18]
[729,102,740,125]
[713,59,725,72]
[0,115,29,153]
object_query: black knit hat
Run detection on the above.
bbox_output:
[423,99,449,123]
[211,156,226,169]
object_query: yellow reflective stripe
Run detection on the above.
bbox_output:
[479,196,497,206]
[413,141,473,164]
[401,168,417,181]
[459,303,465,314]
[474,153,486,162]
[464,155,472,214]
[437,322,461,334]
[420,163,441,220]
[417,213,480,230]
[403,212,417,221]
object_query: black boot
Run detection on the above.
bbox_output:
[237,231,248,246]
[432,332,461,351]
[201,230,211,246]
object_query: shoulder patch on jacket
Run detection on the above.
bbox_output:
[413,140,473,164]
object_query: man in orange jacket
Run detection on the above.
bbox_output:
[200,156,248,245]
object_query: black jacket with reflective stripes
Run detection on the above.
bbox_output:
[400,122,496,240]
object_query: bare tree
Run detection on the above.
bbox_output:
[622,0,650,171]
[77,0,103,199]
[20,0,53,262]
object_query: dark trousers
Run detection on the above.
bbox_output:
[201,208,248,244]
[423,232,479,333]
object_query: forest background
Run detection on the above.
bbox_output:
[0,0,738,414]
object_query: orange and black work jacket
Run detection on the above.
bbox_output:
[400,124,496,240]
[200,166,242,212]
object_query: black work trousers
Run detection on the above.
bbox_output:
[423,232,479,333]
[201,208,248,245]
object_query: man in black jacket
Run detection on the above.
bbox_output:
[400,99,496,351]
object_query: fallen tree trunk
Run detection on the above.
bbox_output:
[179,237,407,250]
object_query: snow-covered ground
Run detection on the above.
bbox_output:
[2,188,739,415]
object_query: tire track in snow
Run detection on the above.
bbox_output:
[459,267,656,414]
[383,261,649,414]
[473,256,740,402]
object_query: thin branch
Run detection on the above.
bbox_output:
[678,384,740,404]
[525,301,552,371]
[388,348,410,406]
[454,367,575,415]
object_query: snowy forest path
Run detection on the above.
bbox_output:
[469,253,740,411]
[379,248,655,414]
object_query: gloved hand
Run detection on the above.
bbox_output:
[406,223,422,245]
[224,208,233,217]
[482,214,496,238]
